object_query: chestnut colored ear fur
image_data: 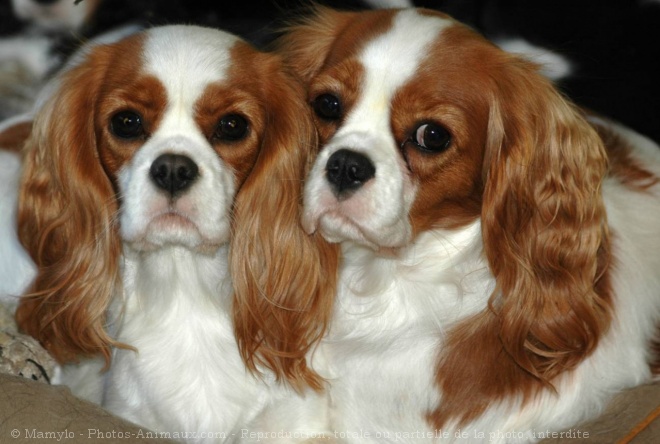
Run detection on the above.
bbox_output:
[431,56,613,427]
[483,58,612,379]
[15,46,124,364]
[230,54,339,391]
[276,5,358,84]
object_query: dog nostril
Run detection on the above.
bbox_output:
[325,148,375,195]
[149,154,199,196]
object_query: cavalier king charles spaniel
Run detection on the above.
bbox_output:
[234,7,660,442]
[0,24,335,442]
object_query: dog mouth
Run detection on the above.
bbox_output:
[302,179,377,247]
[124,209,227,254]
[307,209,377,248]
[304,206,411,252]
[149,211,197,232]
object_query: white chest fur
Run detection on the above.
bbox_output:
[317,222,494,440]
[104,246,329,443]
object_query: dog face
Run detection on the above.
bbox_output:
[282,7,608,256]
[97,27,259,253]
[16,25,321,366]
[286,9,498,250]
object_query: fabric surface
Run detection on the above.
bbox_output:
[1,370,658,443]
[0,373,176,443]
[541,382,660,444]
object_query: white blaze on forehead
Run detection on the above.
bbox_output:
[143,25,239,130]
[351,10,453,127]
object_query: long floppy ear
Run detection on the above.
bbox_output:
[231,54,339,392]
[482,57,612,381]
[15,45,123,364]
[430,52,614,430]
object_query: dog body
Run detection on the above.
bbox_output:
[270,8,660,442]
[1,24,332,442]
[321,166,660,440]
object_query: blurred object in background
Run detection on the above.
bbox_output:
[1,0,658,144]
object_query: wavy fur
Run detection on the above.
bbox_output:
[231,54,339,391]
[15,46,123,364]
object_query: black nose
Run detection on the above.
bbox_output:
[150,154,199,196]
[325,148,376,196]
[33,0,61,4]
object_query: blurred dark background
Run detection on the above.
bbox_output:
[1,0,659,144]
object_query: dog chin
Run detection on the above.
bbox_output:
[124,214,228,254]
[317,213,377,249]
[313,211,410,251]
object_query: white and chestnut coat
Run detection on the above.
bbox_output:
[0,25,334,443]
[235,7,660,443]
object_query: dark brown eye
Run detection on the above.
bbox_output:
[214,114,248,141]
[110,111,144,139]
[313,93,342,121]
[413,122,451,153]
